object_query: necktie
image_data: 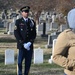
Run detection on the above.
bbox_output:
[26,20,28,24]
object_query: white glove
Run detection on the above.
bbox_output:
[23,43,30,50]
[26,42,31,47]
[23,42,31,50]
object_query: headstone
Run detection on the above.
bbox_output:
[51,14,56,23]
[5,49,14,65]
[13,17,16,23]
[4,20,8,27]
[45,34,58,48]
[8,22,15,35]
[59,24,68,32]
[38,23,43,31]
[8,17,16,35]
[0,19,4,27]
[34,48,43,64]
[5,22,9,33]
[37,22,49,36]
[39,11,47,24]
[47,15,52,23]
[10,12,18,19]
[41,22,48,37]
[48,39,57,64]
[51,32,56,36]
[39,16,43,24]
[2,12,6,19]
[3,22,9,34]
[36,24,43,36]
[46,22,50,32]
[50,22,58,31]
[17,14,22,19]
[3,20,9,34]
[47,35,52,48]
[2,9,7,20]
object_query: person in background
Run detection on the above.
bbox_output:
[14,6,36,75]
[53,8,75,75]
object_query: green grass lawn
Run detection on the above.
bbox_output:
[0,51,64,75]
[0,28,64,75]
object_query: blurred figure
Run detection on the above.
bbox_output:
[53,8,75,75]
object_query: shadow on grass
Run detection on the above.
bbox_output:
[0,38,16,43]
[0,71,17,75]
[0,54,4,63]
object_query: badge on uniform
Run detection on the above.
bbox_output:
[21,28,23,31]
[14,26,17,30]
[30,19,34,27]
[20,23,24,26]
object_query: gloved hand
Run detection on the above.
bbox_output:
[26,42,31,47]
[23,42,31,50]
[23,43,30,50]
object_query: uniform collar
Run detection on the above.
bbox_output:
[23,17,28,22]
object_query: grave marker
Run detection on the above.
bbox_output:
[5,49,14,65]
[34,48,43,64]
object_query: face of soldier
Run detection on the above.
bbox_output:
[21,11,29,18]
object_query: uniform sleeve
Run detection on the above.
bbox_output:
[53,32,75,69]
[14,20,24,45]
[30,20,36,43]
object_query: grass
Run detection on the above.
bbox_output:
[0,51,64,75]
[0,28,6,33]
[0,28,64,75]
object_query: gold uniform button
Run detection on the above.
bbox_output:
[31,29,33,31]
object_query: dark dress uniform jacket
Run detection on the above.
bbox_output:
[14,17,36,49]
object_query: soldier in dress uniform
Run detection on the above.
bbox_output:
[53,8,75,75]
[14,6,36,75]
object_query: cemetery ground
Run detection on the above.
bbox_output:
[0,28,64,75]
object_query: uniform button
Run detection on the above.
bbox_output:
[27,35,28,37]
[31,29,33,31]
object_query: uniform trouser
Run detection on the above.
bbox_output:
[18,48,33,75]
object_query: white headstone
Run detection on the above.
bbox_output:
[52,39,57,54]
[4,20,8,27]
[46,22,50,32]
[36,24,43,36]
[48,35,51,45]
[34,48,43,64]
[8,22,15,35]
[52,14,56,23]
[48,39,57,64]
[50,22,58,31]
[13,17,16,23]
[5,49,14,65]
[59,24,68,32]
